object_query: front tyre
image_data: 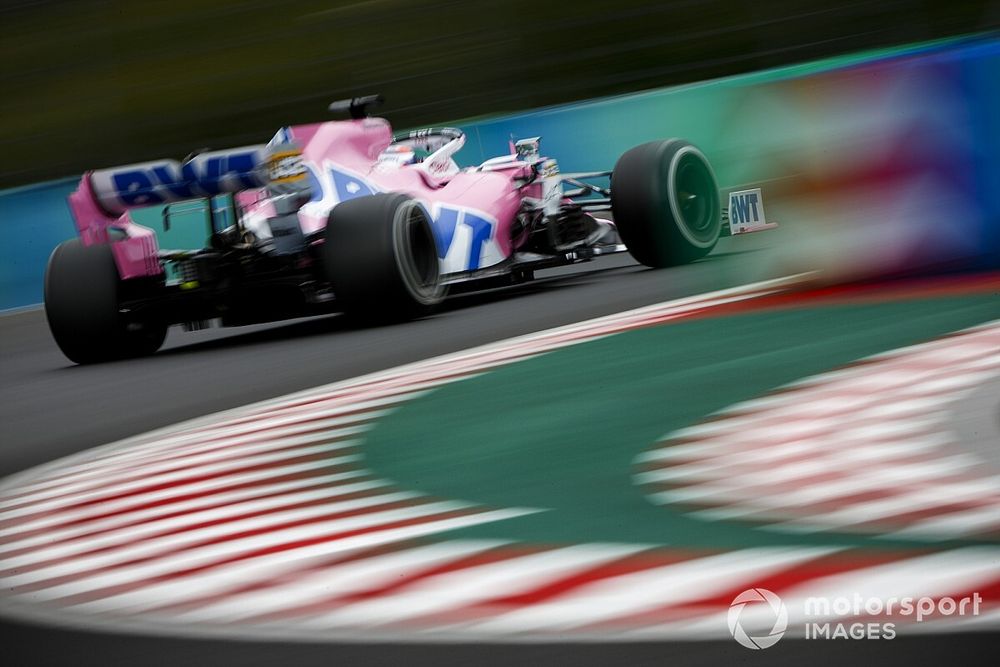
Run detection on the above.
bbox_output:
[611,139,721,267]
[44,240,166,364]
[323,193,445,321]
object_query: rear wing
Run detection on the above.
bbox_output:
[87,145,268,216]
[67,145,268,279]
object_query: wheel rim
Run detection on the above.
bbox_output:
[673,152,718,244]
[393,202,443,305]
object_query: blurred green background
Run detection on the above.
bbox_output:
[1,0,997,187]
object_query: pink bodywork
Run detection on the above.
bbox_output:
[68,117,533,279]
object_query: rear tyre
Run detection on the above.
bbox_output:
[611,139,721,267]
[323,193,445,321]
[44,240,167,364]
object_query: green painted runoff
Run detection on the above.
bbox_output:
[362,294,1000,551]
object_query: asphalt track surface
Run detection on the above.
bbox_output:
[2,237,998,665]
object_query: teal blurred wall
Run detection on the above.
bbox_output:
[455,35,1000,279]
[0,179,77,311]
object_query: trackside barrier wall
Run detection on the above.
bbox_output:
[1,35,998,311]
[0,178,77,311]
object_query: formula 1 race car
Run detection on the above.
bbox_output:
[44,95,770,364]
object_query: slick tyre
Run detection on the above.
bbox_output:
[324,193,446,321]
[611,139,721,267]
[44,240,167,364]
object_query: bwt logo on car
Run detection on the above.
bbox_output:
[726,187,776,235]
[729,189,761,225]
[93,146,268,212]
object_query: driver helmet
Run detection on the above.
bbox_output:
[380,144,431,165]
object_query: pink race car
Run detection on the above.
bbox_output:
[45,96,741,364]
